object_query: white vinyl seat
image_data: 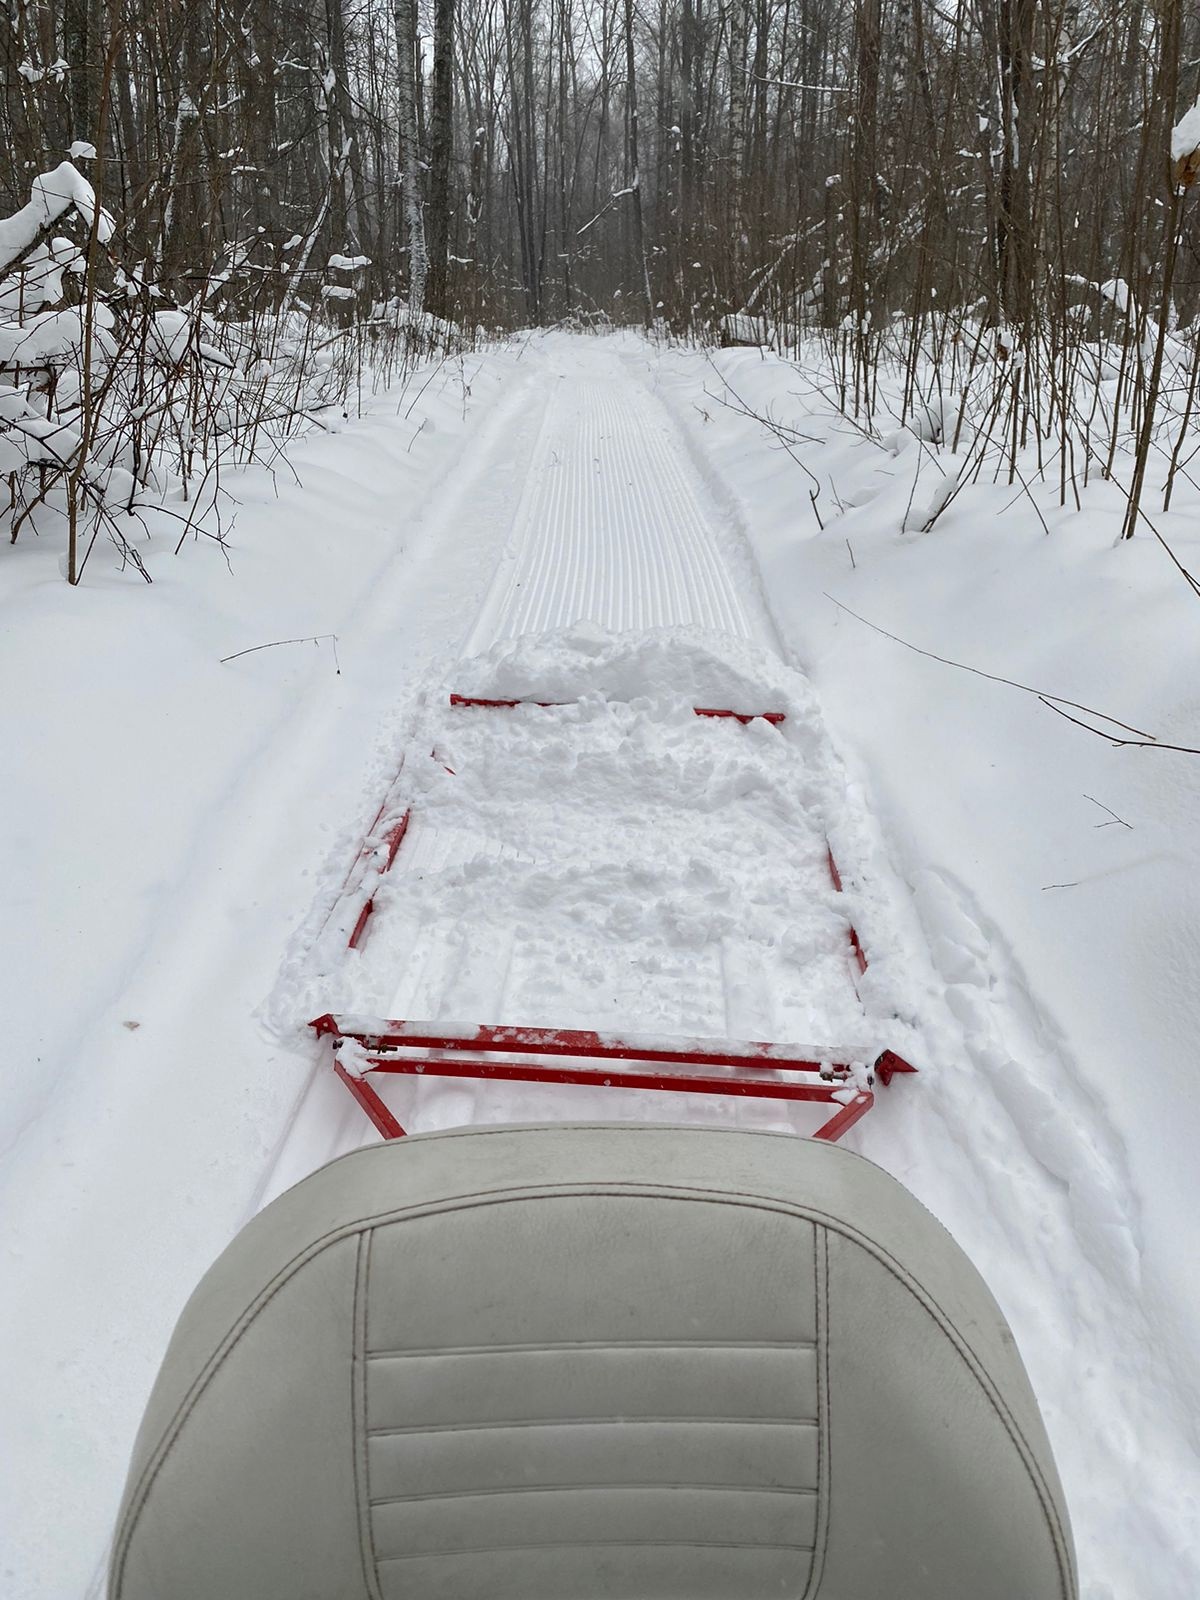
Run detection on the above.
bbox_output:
[109,1123,1077,1599]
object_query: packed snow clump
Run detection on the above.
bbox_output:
[1171,96,1200,164]
[451,622,812,718]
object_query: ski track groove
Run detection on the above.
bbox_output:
[489,377,751,641]
[460,378,559,658]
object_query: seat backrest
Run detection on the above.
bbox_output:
[110,1123,1076,1600]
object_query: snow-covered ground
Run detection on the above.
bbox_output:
[652,341,1200,1594]
[2,332,1197,1598]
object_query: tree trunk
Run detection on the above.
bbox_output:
[624,0,651,320]
[427,0,455,317]
[394,0,428,311]
[996,0,1036,333]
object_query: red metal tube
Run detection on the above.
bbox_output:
[313,1014,859,1077]
[349,1053,853,1103]
[333,1059,407,1139]
[811,1090,875,1142]
[346,812,411,950]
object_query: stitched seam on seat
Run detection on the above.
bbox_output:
[368,1484,819,1505]
[365,1416,819,1436]
[374,1539,817,1560]
[802,1224,831,1600]
[352,1229,384,1600]
[366,1338,814,1355]
[111,1235,359,1596]
[840,1229,1072,1600]
[111,1185,1068,1595]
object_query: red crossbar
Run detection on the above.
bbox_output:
[313,1014,863,1073]
[311,1014,914,1144]
[449,693,785,726]
[352,1054,857,1101]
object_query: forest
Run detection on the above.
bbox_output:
[3,0,1200,573]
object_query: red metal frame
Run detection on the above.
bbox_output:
[826,845,869,977]
[316,699,917,1144]
[311,1014,916,1144]
[314,744,413,954]
[449,693,785,726]
[347,813,411,949]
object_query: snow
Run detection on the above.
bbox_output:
[0,162,113,272]
[1171,97,1200,164]
[654,339,1200,1596]
[0,413,81,469]
[19,59,68,86]
[143,308,232,367]
[305,634,885,1068]
[452,622,795,712]
[0,236,84,315]
[1098,276,1131,312]
[2,332,1198,1600]
[0,382,31,422]
[0,307,113,369]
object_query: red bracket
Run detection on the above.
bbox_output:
[875,1049,920,1087]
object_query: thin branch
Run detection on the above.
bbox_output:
[754,74,846,94]
[220,634,341,672]
[1083,794,1133,829]
[1037,698,1200,755]
[825,595,1160,741]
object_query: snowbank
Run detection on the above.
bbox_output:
[657,340,1200,1600]
[0,341,538,1600]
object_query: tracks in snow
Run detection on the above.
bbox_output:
[466,367,762,648]
[265,342,872,1189]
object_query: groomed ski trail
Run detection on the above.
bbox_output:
[264,339,872,1198]
[465,366,759,646]
[270,339,1200,1600]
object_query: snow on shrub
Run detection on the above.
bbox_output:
[0,166,464,582]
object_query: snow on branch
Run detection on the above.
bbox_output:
[1171,99,1200,168]
[0,163,114,273]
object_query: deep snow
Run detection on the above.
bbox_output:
[653,340,1200,1595]
[2,332,1197,1599]
[316,633,886,1066]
